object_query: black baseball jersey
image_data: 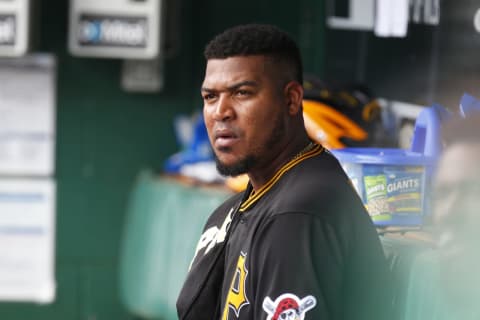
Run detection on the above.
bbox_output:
[177,144,390,320]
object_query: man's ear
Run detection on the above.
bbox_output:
[284,81,304,116]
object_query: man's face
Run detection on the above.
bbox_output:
[434,143,480,240]
[201,55,288,176]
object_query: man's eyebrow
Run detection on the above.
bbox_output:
[201,80,259,93]
[227,80,259,91]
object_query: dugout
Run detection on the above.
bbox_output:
[0,0,478,319]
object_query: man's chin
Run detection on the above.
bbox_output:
[215,156,256,177]
[215,161,247,177]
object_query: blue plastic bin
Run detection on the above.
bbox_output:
[331,105,446,226]
[331,148,437,226]
[459,93,480,117]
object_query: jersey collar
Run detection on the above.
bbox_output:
[239,144,324,212]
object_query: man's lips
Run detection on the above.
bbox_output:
[214,129,239,149]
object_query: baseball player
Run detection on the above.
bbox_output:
[176,24,390,320]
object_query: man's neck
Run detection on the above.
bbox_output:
[247,135,312,191]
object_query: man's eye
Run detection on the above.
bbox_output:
[203,93,216,101]
[235,90,250,97]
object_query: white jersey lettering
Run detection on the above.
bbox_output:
[189,207,234,269]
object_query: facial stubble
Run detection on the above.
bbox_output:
[214,111,286,177]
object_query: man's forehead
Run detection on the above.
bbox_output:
[205,56,268,73]
[203,56,269,88]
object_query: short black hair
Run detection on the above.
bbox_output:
[204,24,303,84]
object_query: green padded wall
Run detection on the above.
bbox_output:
[381,236,434,320]
[119,173,231,319]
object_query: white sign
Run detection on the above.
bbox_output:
[327,0,375,30]
[0,0,31,56]
[0,54,56,176]
[0,178,56,303]
[77,14,148,48]
[69,0,163,59]
[0,15,16,45]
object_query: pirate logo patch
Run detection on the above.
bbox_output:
[262,293,316,320]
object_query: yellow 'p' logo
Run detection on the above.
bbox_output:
[222,252,249,320]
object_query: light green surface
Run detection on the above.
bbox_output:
[381,235,433,320]
[119,173,231,319]
[405,249,480,320]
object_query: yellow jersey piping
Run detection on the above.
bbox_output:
[239,144,324,212]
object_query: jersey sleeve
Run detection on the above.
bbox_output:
[249,213,346,320]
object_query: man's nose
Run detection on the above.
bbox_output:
[213,94,234,121]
